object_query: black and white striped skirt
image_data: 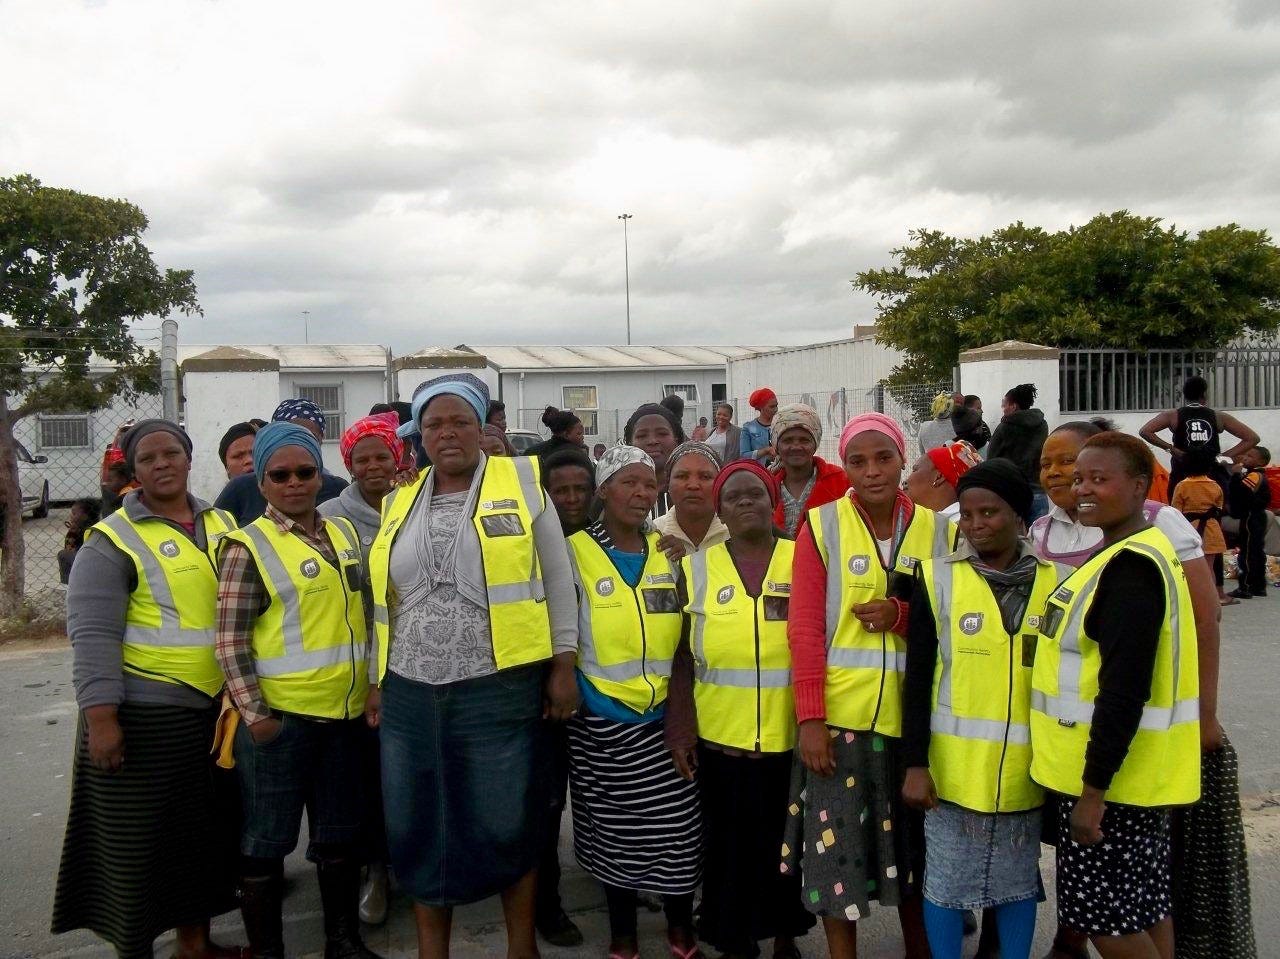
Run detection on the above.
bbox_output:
[567,711,702,894]
[51,701,239,959]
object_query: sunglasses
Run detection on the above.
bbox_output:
[265,466,319,484]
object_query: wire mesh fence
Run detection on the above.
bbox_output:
[11,395,163,619]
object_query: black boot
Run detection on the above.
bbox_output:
[317,860,383,959]
[239,874,285,959]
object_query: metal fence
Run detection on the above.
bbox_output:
[1060,347,1280,414]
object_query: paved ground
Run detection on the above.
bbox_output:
[3,594,1278,959]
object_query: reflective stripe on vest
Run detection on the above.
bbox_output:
[222,515,368,718]
[1029,528,1200,806]
[685,540,797,752]
[809,497,955,735]
[369,456,553,681]
[568,530,680,714]
[93,506,235,696]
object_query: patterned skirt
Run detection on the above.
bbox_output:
[567,711,702,895]
[780,727,923,921]
[51,701,239,959]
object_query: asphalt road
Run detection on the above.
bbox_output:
[3,594,1278,958]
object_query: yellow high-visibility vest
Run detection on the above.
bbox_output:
[684,539,798,753]
[1030,527,1200,806]
[221,515,368,719]
[807,496,956,736]
[90,502,237,698]
[567,531,681,714]
[368,455,553,681]
[918,552,1067,813]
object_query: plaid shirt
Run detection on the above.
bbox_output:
[215,504,338,725]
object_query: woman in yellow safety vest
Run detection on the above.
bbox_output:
[364,373,579,959]
[901,459,1067,959]
[782,412,955,959]
[1030,432,1200,957]
[565,446,703,959]
[53,420,240,959]
[666,458,815,959]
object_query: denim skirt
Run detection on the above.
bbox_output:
[922,801,1042,910]
[381,664,548,906]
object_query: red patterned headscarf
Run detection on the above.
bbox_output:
[340,412,404,471]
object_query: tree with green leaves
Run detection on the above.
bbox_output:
[856,211,1280,384]
[0,174,199,614]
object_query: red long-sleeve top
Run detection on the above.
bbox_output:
[788,490,916,723]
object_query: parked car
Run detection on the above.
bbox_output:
[16,441,51,518]
[505,429,545,455]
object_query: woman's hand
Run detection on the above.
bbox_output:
[1200,711,1224,753]
[657,534,689,564]
[1069,788,1106,846]
[671,746,698,781]
[901,767,938,811]
[852,599,898,633]
[365,687,382,729]
[85,705,124,773]
[798,719,835,777]
[543,653,580,722]
[248,715,283,744]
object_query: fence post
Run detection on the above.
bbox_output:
[160,318,179,423]
[840,387,848,424]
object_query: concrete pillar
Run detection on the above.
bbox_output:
[391,348,497,405]
[181,348,281,502]
[958,340,1061,433]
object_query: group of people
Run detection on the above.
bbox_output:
[52,372,1258,959]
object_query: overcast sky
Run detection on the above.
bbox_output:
[3,0,1279,353]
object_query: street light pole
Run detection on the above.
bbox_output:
[301,310,310,344]
[617,213,632,345]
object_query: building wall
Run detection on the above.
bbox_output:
[394,364,500,405]
[725,338,904,411]
[500,367,729,443]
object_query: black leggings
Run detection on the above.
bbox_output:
[604,885,694,939]
[1213,553,1224,589]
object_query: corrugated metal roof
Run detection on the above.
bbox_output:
[463,345,779,370]
[177,344,388,369]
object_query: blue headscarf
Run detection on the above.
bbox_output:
[253,422,323,485]
[399,373,490,438]
[272,398,326,434]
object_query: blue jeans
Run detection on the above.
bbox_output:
[233,713,365,862]
[1029,492,1050,523]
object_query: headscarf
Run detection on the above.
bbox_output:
[623,403,686,445]
[121,419,192,470]
[400,372,490,438]
[596,445,655,487]
[749,387,777,411]
[769,403,822,447]
[926,440,983,489]
[666,440,722,477]
[217,422,258,466]
[712,459,779,510]
[929,391,952,419]
[482,423,515,455]
[339,412,403,471]
[272,398,326,434]
[956,458,1034,524]
[838,411,907,461]
[253,421,323,485]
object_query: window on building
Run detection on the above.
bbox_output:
[664,384,699,403]
[562,385,599,436]
[295,385,344,437]
[39,415,91,450]
[711,383,727,404]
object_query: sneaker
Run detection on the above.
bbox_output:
[536,909,584,948]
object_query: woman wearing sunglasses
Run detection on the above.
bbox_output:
[215,422,380,959]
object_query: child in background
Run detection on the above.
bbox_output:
[1172,461,1231,605]
[1229,447,1272,599]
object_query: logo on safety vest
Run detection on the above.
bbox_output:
[158,539,180,558]
[959,612,984,635]
[646,572,675,585]
[299,558,321,579]
[1052,585,1074,604]
[716,585,735,605]
[767,581,791,594]
[595,577,615,597]
[847,555,870,576]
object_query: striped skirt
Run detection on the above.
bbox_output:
[567,711,702,895]
[51,701,239,959]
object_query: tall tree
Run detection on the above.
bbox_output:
[856,212,1280,384]
[0,174,199,614]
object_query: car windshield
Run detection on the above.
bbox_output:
[14,442,32,463]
